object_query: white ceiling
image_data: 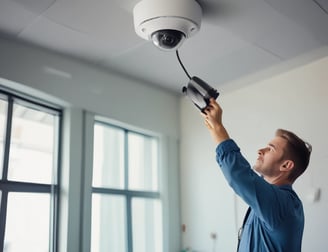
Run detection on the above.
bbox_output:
[0,0,328,94]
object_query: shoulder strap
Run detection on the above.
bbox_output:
[237,207,251,251]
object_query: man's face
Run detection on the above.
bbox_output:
[254,136,288,178]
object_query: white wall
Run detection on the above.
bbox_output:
[0,38,179,139]
[0,37,181,252]
[180,51,328,251]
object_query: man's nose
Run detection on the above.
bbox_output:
[258,147,267,155]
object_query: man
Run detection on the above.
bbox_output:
[202,98,312,252]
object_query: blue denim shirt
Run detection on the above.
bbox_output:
[216,139,304,252]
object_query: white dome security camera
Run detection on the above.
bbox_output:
[133,0,202,51]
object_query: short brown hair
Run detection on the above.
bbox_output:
[276,129,312,182]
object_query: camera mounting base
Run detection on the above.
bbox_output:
[133,0,202,50]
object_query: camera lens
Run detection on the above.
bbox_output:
[151,29,186,51]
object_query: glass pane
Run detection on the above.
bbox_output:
[7,102,58,184]
[93,124,125,188]
[0,97,8,179]
[4,192,51,252]
[128,132,158,191]
[132,198,163,252]
[91,194,126,252]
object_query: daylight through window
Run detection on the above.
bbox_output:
[91,122,163,252]
[0,90,61,252]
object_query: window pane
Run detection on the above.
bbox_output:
[91,194,126,252]
[128,132,159,191]
[4,192,51,252]
[93,124,125,189]
[7,102,58,184]
[132,198,163,252]
[0,97,8,179]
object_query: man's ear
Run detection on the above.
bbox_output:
[280,160,294,171]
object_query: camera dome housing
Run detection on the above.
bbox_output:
[133,0,202,51]
[151,29,185,51]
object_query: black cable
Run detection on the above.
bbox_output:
[312,0,328,15]
[176,50,192,80]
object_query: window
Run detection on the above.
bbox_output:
[0,90,61,252]
[91,122,163,252]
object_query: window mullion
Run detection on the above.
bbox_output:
[0,95,13,252]
[126,195,133,252]
[125,130,133,252]
[0,189,9,251]
[0,181,53,193]
[2,95,13,180]
[124,129,129,189]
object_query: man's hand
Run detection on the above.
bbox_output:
[201,98,230,144]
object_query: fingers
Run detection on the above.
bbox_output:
[201,98,221,128]
[203,100,216,115]
[201,110,213,129]
[204,118,213,129]
[200,111,207,118]
[209,98,220,110]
